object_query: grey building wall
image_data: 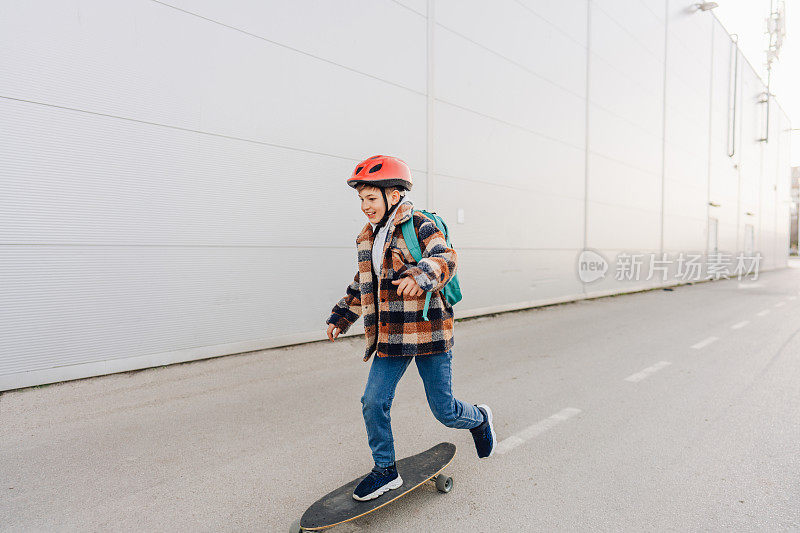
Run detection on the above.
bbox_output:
[0,0,792,391]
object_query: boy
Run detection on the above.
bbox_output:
[325,155,496,501]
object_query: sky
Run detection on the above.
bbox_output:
[713,0,799,166]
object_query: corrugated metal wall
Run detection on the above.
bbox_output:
[0,0,792,391]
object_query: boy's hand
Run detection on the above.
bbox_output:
[326,323,341,341]
[392,277,424,297]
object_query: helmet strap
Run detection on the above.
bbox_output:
[375,188,390,229]
[375,187,403,231]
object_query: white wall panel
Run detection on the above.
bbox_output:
[0,97,429,247]
[665,92,712,161]
[0,0,427,169]
[0,246,320,374]
[707,19,743,251]
[775,106,793,267]
[161,0,428,94]
[586,1,664,255]
[662,215,710,255]
[433,102,586,200]
[456,250,584,312]
[589,51,663,138]
[1,1,791,390]
[737,66,770,265]
[590,3,665,100]
[589,103,663,176]
[431,175,584,251]
[663,174,708,222]
[1,100,336,246]
[666,2,714,97]
[661,5,712,254]
[588,154,662,214]
[394,0,427,17]
[434,26,585,149]
[515,0,588,47]
[437,0,587,97]
[587,200,662,252]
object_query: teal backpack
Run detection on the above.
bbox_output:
[400,209,462,321]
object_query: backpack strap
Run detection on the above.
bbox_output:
[400,209,433,321]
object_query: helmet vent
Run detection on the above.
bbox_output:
[355,166,364,174]
[368,163,383,173]
[369,155,381,160]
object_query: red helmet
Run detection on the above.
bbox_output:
[346,155,413,191]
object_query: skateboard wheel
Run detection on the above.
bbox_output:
[435,474,453,493]
[289,518,303,533]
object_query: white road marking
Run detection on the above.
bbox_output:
[624,361,672,383]
[731,320,749,330]
[691,336,719,350]
[494,408,582,455]
[757,309,771,317]
[775,301,786,307]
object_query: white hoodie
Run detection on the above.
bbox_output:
[369,196,411,276]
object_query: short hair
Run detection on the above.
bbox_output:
[356,183,406,196]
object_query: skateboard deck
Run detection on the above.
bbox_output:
[292,442,456,532]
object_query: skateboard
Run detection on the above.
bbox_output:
[289,442,456,532]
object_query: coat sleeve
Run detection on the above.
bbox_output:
[400,212,458,292]
[326,270,362,333]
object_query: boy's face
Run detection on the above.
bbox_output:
[357,186,401,223]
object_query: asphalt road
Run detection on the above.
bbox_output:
[2,262,799,532]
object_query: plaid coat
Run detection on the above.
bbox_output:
[327,200,457,361]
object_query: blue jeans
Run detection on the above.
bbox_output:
[360,349,483,467]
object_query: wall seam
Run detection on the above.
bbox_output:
[426,0,435,210]
[659,0,669,254]
[582,0,591,258]
[706,21,714,256]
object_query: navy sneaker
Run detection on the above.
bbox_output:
[469,404,496,458]
[352,463,403,501]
